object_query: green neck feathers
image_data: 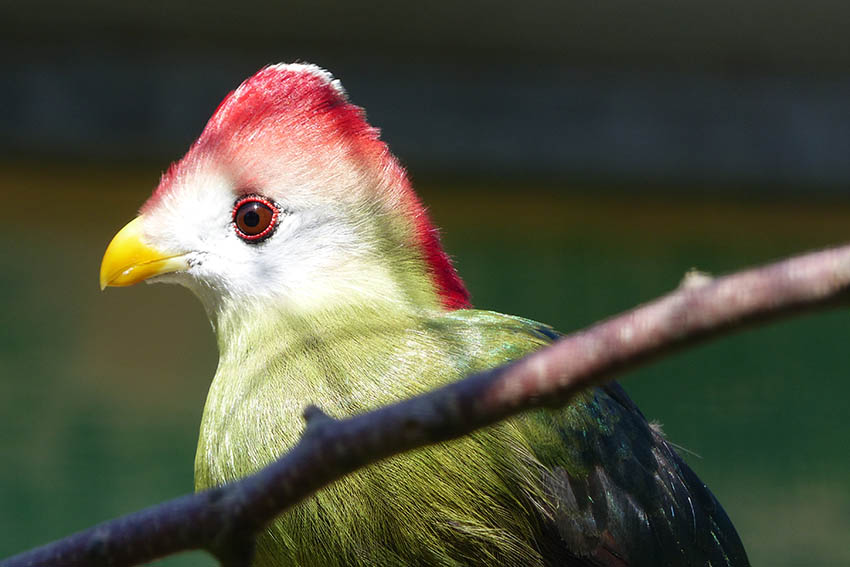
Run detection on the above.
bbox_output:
[195,302,557,566]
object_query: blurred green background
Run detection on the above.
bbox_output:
[2,2,849,565]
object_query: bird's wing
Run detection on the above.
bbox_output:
[447,311,749,567]
[525,381,749,567]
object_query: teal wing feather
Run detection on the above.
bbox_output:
[448,312,749,566]
[528,382,749,566]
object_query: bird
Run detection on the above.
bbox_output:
[99,63,749,567]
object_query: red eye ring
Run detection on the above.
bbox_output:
[232,195,279,242]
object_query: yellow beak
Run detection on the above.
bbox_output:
[100,216,189,289]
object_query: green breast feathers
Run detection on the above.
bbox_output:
[195,308,747,567]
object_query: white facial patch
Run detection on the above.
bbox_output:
[140,165,404,318]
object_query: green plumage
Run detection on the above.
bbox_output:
[196,304,748,566]
[197,306,549,565]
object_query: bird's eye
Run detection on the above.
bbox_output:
[232,195,279,242]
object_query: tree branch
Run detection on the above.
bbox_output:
[5,243,850,567]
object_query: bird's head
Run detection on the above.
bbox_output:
[100,64,469,323]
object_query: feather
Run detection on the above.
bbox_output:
[104,63,749,566]
[196,308,749,566]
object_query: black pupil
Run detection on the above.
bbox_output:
[243,209,260,227]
